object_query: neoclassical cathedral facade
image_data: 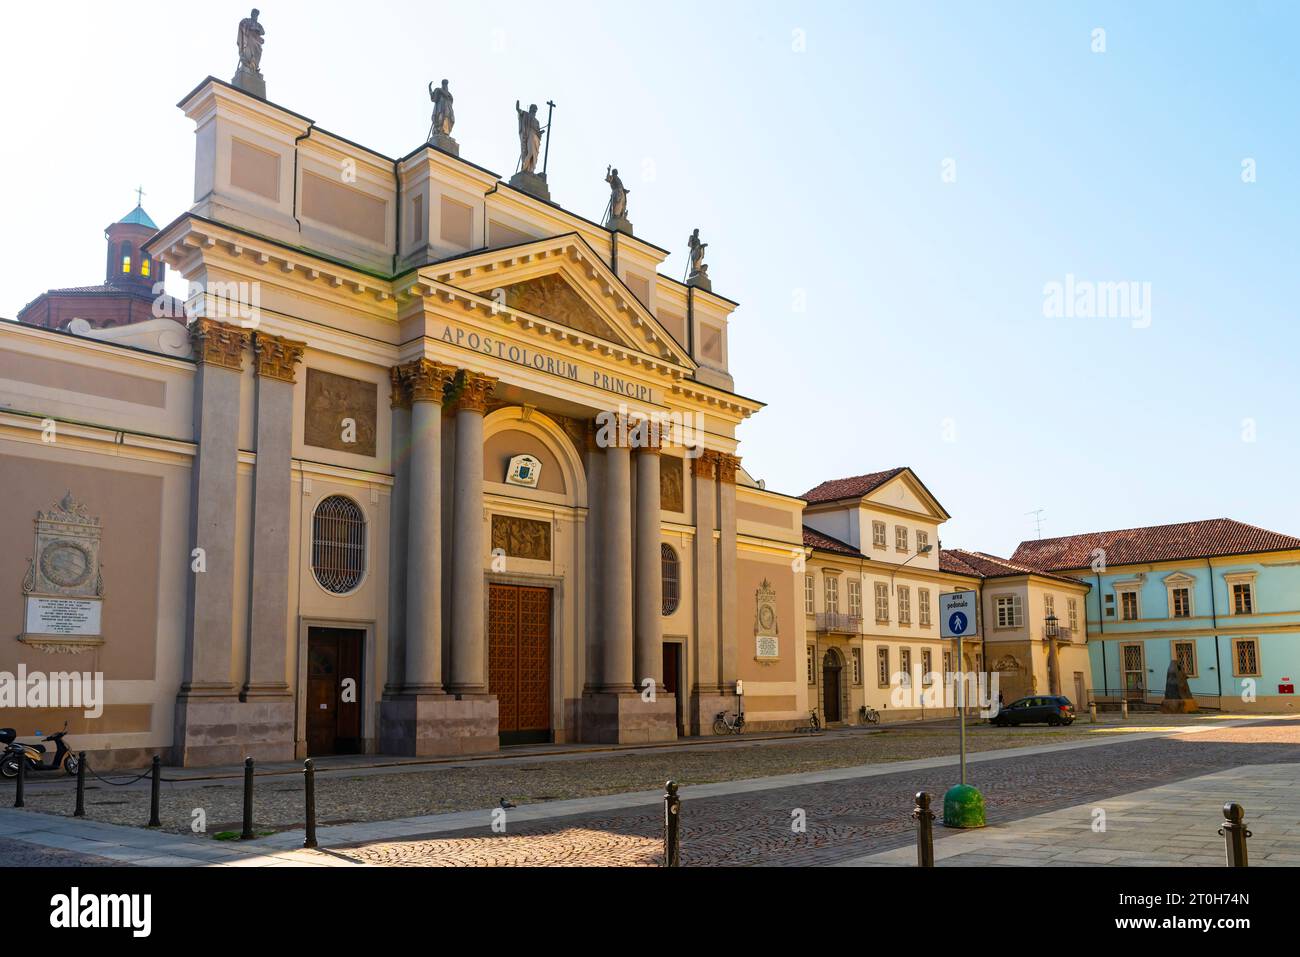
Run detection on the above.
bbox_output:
[0,62,809,766]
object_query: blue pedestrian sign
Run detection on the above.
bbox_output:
[939,590,979,638]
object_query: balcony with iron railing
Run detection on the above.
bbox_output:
[815,612,862,635]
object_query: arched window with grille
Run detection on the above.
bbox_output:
[312,495,366,594]
[661,543,680,615]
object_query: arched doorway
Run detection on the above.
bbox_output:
[822,649,844,723]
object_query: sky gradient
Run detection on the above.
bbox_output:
[1,0,1295,557]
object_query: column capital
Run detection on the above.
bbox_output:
[691,450,716,479]
[189,318,251,371]
[252,332,306,383]
[450,370,498,414]
[389,366,411,410]
[402,358,459,404]
[714,452,741,485]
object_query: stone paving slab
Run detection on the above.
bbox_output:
[0,716,1293,867]
[838,762,1300,867]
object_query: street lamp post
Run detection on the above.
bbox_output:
[1044,611,1060,696]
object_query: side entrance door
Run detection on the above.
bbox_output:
[307,627,364,755]
[488,583,553,746]
[822,651,843,723]
[662,641,684,737]
[1122,643,1146,700]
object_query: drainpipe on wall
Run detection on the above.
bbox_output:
[292,124,316,233]
[1208,558,1222,703]
[1095,572,1107,698]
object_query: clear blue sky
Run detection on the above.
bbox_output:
[2,1,1295,556]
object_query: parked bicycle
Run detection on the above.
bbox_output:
[713,710,746,735]
[859,705,881,725]
[807,709,821,732]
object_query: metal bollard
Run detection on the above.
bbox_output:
[74,752,86,817]
[1121,699,1129,719]
[1219,802,1251,867]
[147,755,161,827]
[1089,702,1097,724]
[303,759,318,849]
[14,752,25,808]
[240,756,255,840]
[663,780,680,867]
[913,791,935,867]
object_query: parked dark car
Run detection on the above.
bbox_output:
[990,695,1075,726]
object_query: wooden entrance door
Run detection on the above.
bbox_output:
[306,627,363,755]
[488,584,552,745]
[662,642,684,736]
[822,650,843,723]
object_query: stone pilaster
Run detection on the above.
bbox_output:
[716,452,741,693]
[447,370,496,695]
[385,367,412,694]
[688,450,728,735]
[239,332,304,760]
[175,318,251,765]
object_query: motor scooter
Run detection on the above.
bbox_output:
[0,723,79,777]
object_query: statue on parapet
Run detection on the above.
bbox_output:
[605,166,632,235]
[232,9,266,98]
[687,228,710,291]
[428,79,458,155]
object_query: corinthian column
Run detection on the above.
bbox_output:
[600,416,635,692]
[403,358,458,694]
[447,370,497,694]
[634,435,663,690]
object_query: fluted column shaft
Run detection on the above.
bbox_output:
[634,445,663,689]
[403,359,457,694]
[448,371,497,694]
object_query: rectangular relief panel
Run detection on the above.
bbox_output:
[304,368,377,456]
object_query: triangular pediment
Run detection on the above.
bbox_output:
[416,233,695,368]
[499,272,629,345]
[864,470,951,522]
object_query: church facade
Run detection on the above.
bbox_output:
[0,67,812,767]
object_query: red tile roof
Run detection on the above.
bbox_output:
[940,548,1086,586]
[803,467,907,504]
[802,525,862,557]
[1011,518,1300,572]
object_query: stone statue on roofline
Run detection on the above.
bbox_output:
[427,79,459,156]
[233,9,267,98]
[604,166,632,235]
[687,228,710,291]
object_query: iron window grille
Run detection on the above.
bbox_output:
[312,495,366,594]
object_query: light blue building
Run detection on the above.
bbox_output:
[1011,519,1300,711]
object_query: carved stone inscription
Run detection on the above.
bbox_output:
[491,515,552,561]
[305,368,377,456]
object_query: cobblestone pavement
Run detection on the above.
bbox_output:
[328,719,1300,866]
[6,715,1218,837]
[0,836,128,867]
